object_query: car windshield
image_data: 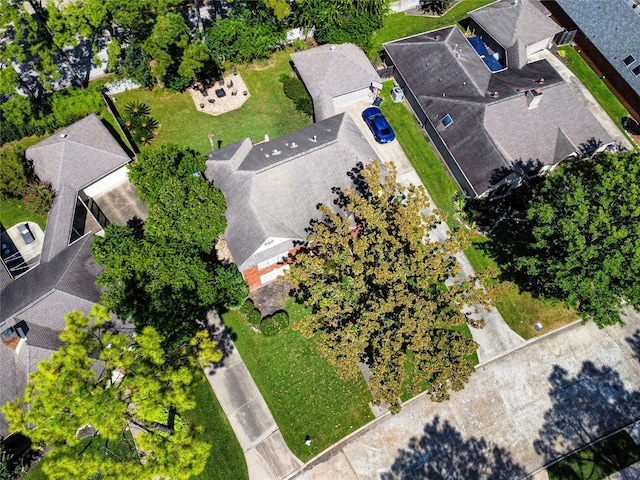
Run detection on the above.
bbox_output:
[370,114,383,120]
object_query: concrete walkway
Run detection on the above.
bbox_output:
[203,310,303,480]
[288,309,640,479]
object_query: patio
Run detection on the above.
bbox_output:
[189,72,251,116]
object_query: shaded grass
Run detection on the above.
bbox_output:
[183,369,248,480]
[0,198,48,231]
[114,48,311,154]
[548,431,640,480]
[222,298,374,462]
[370,0,495,58]
[557,46,630,138]
[467,232,579,340]
[378,81,459,227]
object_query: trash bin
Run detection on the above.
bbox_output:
[373,96,383,107]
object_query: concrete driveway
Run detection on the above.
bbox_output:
[288,309,640,479]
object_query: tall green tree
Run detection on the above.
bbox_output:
[93,144,248,348]
[288,160,490,412]
[512,151,640,327]
[2,305,219,480]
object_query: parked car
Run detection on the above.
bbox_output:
[18,224,35,245]
[362,106,395,143]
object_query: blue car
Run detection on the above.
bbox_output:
[362,106,395,143]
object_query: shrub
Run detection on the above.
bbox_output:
[279,74,313,117]
[260,310,289,337]
[240,299,256,316]
[246,308,262,327]
[22,181,55,216]
[0,144,30,200]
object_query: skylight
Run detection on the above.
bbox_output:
[623,55,636,66]
[633,65,640,77]
[442,114,453,128]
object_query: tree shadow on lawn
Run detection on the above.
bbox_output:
[380,416,526,480]
[535,361,640,476]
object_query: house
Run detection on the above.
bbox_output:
[204,113,378,290]
[290,43,382,121]
[1,115,140,438]
[545,0,640,122]
[468,0,562,70]
[384,23,615,198]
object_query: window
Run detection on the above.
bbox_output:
[623,55,636,66]
[633,65,640,77]
[442,114,453,128]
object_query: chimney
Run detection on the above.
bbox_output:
[526,88,543,108]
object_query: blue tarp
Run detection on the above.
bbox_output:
[483,55,505,72]
[468,36,489,57]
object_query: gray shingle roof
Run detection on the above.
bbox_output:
[291,43,381,120]
[205,113,378,270]
[26,114,130,263]
[469,0,562,52]
[384,26,614,196]
[556,0,640,98]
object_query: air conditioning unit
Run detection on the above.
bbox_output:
[391,86,404,103]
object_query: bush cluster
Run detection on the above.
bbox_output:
[279,74,313,117]
[260,310,289,337]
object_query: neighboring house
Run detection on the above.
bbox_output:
[545,0,640,122]
[205,113,378,290]
[291,43,382,121]
[468,0,562,70]
[0,115,137,438]
[384,23,615,198]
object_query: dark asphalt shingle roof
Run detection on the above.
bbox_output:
[556,0,640,98]
[26,114,130,263]
[384,26,613,196]
[205,113,378,270]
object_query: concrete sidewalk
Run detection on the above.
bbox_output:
[203,310,303,480]
[288,309,640,480]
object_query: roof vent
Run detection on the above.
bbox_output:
[490,91,500,98]
[290,142,298,148]
[329,45,336,51]
[435,34,441,41]
[311,135,317,143]
[272,149,281,155]
[59,133,67,138]
[526,88,543,108]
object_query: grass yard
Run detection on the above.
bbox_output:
[0,198,48,231]
[557,46,630,137]
[548,430,640,480]
[222,298,374,462]
[370,0,495,58]
[378,81,460,227]
[114,48,311,154]
[466,233,579,339]
[183,370,248,480]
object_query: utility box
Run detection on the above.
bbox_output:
[391,86,404,102]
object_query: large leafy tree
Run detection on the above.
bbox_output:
[288,160,490,412]
[93,144,248,348]
[2,305,219,480]
[512,151,640,327]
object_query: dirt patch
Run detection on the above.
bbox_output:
[188,72,250,115]
[249,279,293,316]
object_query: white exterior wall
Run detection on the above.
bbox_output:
[83,166,130,197]
[333,88,375,110]
[526,37,553,57]
[390,0,420,12]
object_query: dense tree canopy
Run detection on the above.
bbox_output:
[92,144,248,348]
[511,151,640,327]
[2,306,220,480]
[288,160,490,411]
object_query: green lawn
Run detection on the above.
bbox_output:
[183,370,248,480]
[557,46,631,140]
[0,198,48,231]
[114,48,311,154]
[370,0,495,58]
[222,298,374,462]
[548,431,640,480]
[378,81,460,227]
